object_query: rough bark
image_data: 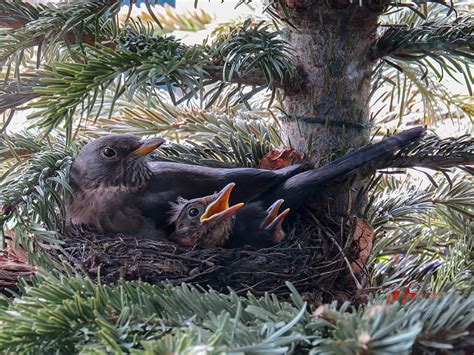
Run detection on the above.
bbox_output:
[279,2,382,215]
[281,3,379,164]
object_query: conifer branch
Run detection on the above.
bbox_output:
[0,273,471,353]
[367,172,473,291]
[0,132,77,255]
[18,22,294,132]
[0,0,121,63]
[371,14,473,62]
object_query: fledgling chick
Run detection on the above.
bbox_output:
[168,183,244,247]
[168,183,289,248]
[228,199,290,248]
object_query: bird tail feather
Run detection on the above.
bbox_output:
[262,127,425,208]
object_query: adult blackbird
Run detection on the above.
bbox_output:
[67,135,305,236]
[66,127,425,236]
[169,183,289,248]
[66,134,166,237]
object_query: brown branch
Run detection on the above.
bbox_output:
[0,93,41,115]
[0,62,303,114]
[283,0,388,12]
[0,7,116,62]
[0,76,50,114]
[0,17,28,29]
[0,7,34,28]
[205,67,305,92]
[65,32,116,49]
[0,149,34,160]
[205,67,283,88]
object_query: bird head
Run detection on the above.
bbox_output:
[169,183,244,247]
[70,134,165,189]
[261,199,290,243]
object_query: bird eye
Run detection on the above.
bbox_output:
[188,208,200,217]
[102,147,117,158]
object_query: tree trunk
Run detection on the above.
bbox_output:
[281,2,381,215]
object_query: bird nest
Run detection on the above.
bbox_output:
[49,211,371,303]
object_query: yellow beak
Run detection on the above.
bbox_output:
[261,199,285,229]
[261,199,290,230]
[265,207,290,231]
[200,183,244,222]
[131,137,165,156]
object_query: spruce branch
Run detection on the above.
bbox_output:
[81,89,283,167]
[0,9,296,126]
[29,41,209,132]
[366,172,473,290]
[316,292,474,353]
[371,14,473,62]
[368,172,474,239]
[0,132,78,257]
[0,274,310,353]
[0,0,121,63]
[0,74,45,117]
[0,273,471,353]
[0,0,43,29]
[211,19,295,89]
[0,0,213,75]
[371,6,474,125]
[17,21,295,133]
[371,60,473,126]
[371,233,472,292]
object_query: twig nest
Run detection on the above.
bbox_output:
[49,213,364,302]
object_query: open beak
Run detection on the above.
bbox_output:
[200,182,244,224]
[261,199,285,229]
[131,137,165,156]
[263,200,290,244]
[265,207,290,231]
